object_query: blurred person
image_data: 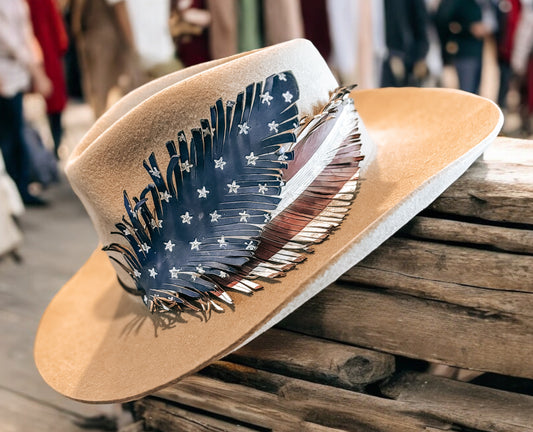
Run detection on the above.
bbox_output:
[495,0,521,109]
[27,0,69,159]
[436,0,491,94]
[0,0,51,205]
[511,0,533,132]
[326,0,387,87]
[70,0,144,118]
[382,0,430,87]
[118,0,182,79]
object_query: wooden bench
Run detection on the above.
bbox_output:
[126,137,533,432]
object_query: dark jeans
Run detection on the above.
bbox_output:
[454,56,482,94]
[0,92,31,199]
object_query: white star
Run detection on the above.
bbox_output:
[258,184,268,194]
[169,267,179,278]
[264,213,271,223]
[214,157,226,170]
[139,243,151,253]
[245,152,259,166]
[196,264,205,274]
[218,236,228,248]
[181,212,193,224]
[149,167,161,178]
[150,218,162,229]
[149,268,158,278]
[180,160,193,172]
[197,186,209,198]
[130,211,138,219]
[160,191,171,202]
[245,241,257,251]
[282,91,293,103]
[210,210,222,222]
[226,100,235,108]
[260,92,273,105]
[268,121,279,133]
[178,133,187,142]
[190,238,201,250]
[278,153,288,161]
[202,128,210,137]
[191,273,197,281]
[227,181,240,193]
[219,270,228,278]
[277,72,287,81]
[239,211,250,222]
[123,228,131,236]
[164,240,175,252]
[238,122,250,135]
[133,269,141,278]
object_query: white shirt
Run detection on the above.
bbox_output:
[107,0,175,70]
[0,0,37,97]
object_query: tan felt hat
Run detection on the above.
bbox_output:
[34,39,502,403]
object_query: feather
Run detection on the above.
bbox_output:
[104,72,364,314]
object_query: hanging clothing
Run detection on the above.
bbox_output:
[263,0,304,46]
[207,0,238,59]
[300,0,331,61]
[238,0,263,52]
[27,0,69,115]
[326,0,386,87]
[173,0,210,67]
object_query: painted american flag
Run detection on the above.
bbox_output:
[104,71,364,314]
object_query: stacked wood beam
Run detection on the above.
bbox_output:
[130,138,533,432]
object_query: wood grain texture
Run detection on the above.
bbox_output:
[229,328,394,390]
[155,366,446,432]
[381,372,533,432]
[429,160,533,225]
[343,237,533,293]
[403,216,533,254]
[135,398,259,432]
[280,282,533,379]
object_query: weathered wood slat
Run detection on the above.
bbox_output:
[156,363,446,432]
[381,372,533,432]
[280,283,533,379]
[429,161,533,225]
[342,265,533,318]
[229,328,395,391]
[483,137,533,165]
[403,216,533,254]
[342,237,533,293]
[135,398,260,432]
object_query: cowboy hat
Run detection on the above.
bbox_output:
[34,39,502,403]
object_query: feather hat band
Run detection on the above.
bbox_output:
[35,39,502,403]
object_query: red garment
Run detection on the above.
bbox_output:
[175,0,210,67]
[300,0,331,61]
[498,0,521,63]
[27,0,69,114]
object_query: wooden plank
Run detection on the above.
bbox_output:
[341,265,533,318]
[403,216,533,254]
[135,397,260,431]
[483,137,533,165]
[280,283,533,379]
[342,237,533,293]
[429,160,533,225]
[229,328,395,391]
[155,364,447,432]
[381,372,533,432]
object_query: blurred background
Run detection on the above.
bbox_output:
[0,0,528,430]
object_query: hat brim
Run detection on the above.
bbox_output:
[34,87,502,403]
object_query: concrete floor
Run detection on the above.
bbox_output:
[0,100,124,431]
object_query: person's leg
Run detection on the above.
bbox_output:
[454,56,482,94]
[0,93,29,195]
[47,112,63,158]
[498,61,512,109]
